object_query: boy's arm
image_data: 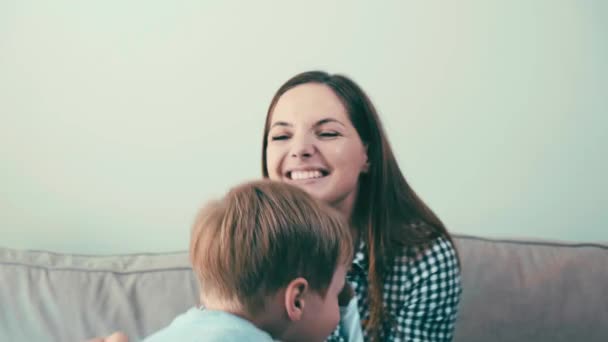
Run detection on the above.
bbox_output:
[87,331,129,342]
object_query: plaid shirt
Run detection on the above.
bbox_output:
[328,234,462,341]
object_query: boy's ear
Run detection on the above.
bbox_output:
[284,277,308,321]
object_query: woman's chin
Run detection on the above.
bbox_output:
[291,182,329,200]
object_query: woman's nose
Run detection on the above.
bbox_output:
[290,136,315,159]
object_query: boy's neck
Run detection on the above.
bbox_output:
[203,298,287,340]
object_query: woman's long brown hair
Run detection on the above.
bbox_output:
[262,71,455,339]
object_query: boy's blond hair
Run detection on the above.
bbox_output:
[189,180,353,314]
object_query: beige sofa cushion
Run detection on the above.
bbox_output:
[1,235,607,341]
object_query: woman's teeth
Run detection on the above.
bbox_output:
[290,170,325,180]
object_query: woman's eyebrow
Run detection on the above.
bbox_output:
[270,118,345,129]
[315,118,345,127]
[270,121,292,128]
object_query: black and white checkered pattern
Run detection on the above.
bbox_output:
[327,234,462,341]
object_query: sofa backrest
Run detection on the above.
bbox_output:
[1,235,607,341]
[0,249,198,341]
[453,235,607,342]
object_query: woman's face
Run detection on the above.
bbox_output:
[265,83,368,216]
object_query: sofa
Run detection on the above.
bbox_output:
[1,235,607,342]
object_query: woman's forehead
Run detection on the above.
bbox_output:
[271,84,349,125]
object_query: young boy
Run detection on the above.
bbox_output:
[142,180,359,342]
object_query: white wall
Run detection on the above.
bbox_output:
[1,1,606,254]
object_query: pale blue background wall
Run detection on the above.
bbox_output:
[1,1,606,254]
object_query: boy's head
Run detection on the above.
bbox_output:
[189,180,353,341]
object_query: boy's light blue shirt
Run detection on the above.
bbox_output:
[143,297,363,342]
[142,307,274,342]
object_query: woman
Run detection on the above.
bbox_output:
[95,71,461,341]
[262,71,461,341]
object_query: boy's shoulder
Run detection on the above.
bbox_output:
[143,308,274,342]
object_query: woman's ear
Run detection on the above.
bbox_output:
[361,143,370,173]
[284,277,308,321]
[362,160,370,173]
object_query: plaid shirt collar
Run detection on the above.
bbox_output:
[350,238,367,275]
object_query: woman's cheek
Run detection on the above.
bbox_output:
[265,149,280,179]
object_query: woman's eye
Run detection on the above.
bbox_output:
[318,131,340,138]
[271,135,289,141]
